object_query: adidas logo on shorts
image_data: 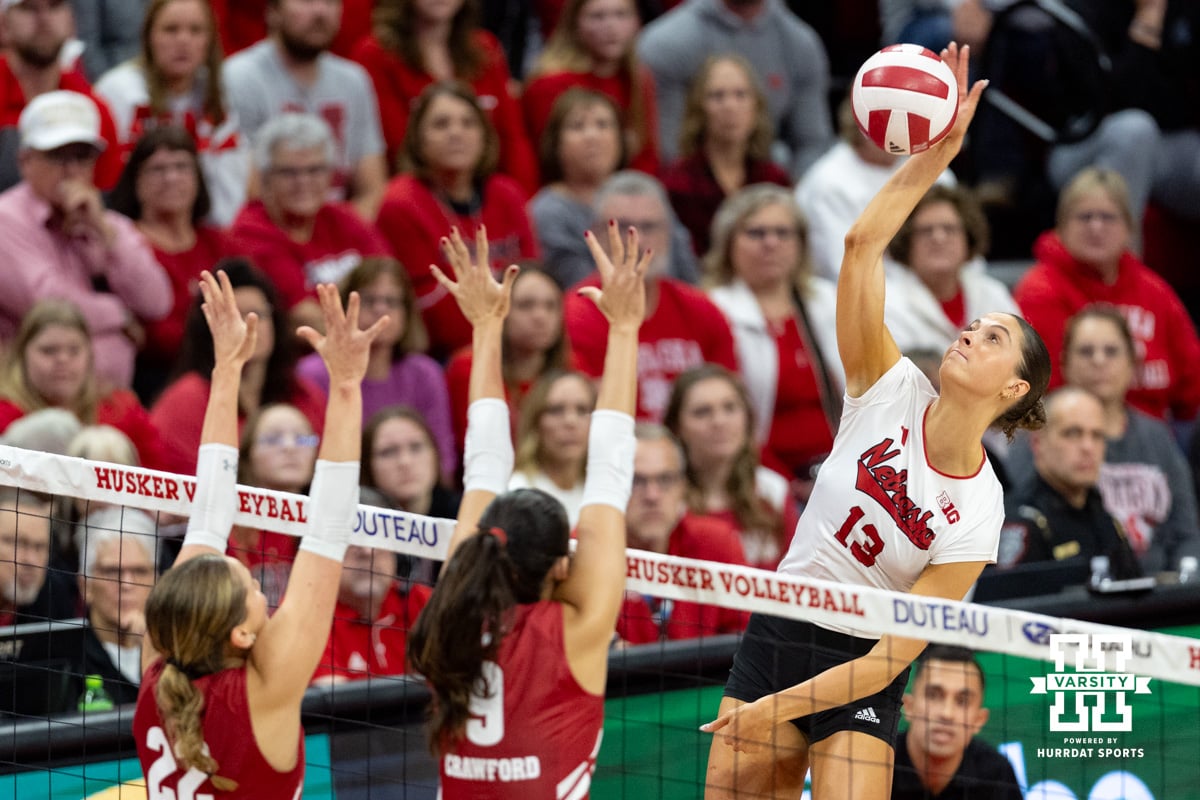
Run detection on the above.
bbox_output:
[853,706,881,724]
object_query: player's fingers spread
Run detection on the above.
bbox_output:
[430,264,457,293]
[607,218,625,263]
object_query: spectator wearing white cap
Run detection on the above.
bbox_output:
[0,90,171,390]
[0,0,125,190]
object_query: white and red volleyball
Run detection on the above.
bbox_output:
[850,44,959,155]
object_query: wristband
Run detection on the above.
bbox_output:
[182,443,239,552]
[299,460,361,562]
[581,410,636,512]
[463,398,514,495]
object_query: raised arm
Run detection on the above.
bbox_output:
[249,283,389,706]
[433,226,520,561]
[837,44,986,396]
[557,222,647,683]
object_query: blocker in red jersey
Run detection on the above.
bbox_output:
[851,44,959,155]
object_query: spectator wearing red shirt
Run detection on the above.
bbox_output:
[524,0,659,177]
[1014,168,1200,423]
[618,425,748,645]
[0,300,169,470]
[0,0,123,190]
[350,0,537,192]
[376,82,539,359]
[662,54,790,257]
[108,126,235,404]
[565,171,737,421]
[446,266,575,455]
[230,113,393,335]
[313,539,432,684]
[664,364,800,572]
[150,258,326,475]
[704,185,841,486]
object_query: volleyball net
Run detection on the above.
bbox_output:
[1,445,1198,799]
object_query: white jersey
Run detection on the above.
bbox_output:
[777,358,1003,633]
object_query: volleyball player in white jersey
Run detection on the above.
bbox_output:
[702,45,1051,800]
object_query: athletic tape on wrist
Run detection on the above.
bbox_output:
[299,460,360,562]
[463,398,513,495]
[182,443,239,552]
[581,410,635,511]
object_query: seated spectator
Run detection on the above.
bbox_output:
[210,0,375,59]
[150,258,325,475]
[312,510,432,685]
[1014,168,1200,422]
[94,0,249,226]
[375,82,539,359]
[296,257,457,482]
[0,91,171,389]
[1005,307,1200,574]
[664,364,799,571]
[892,645,1023,800]
[70,0,147,81]
[362,406,461,585]
[508,371,595,528]
[529,89,628,290]
[108,126,234,404]
[883,184,1019,354]
[0,488,74,626]
[565,171,736,420]
[999,388,1143,578]
[617,424,748,645]
[229,402,318,609]
[0,407,81,455]
[637,0,834,177]
[229,113,392,334]
[222,0,387,220]
[796,97,956,281]
[704,185,839,486]
[445,266,576,455]
[70,506,159,707]
[0,300,169,470]
[0,0,124,190]
[350,0,536,191]
[524,0,659,176]
[663,54,790,257]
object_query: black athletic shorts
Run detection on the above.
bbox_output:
[724,612,910,746]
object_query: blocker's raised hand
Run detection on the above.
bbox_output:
[431,226,519,328]
[579,220,649,331]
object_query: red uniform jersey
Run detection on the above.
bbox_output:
[439,601,604,800]
[565,276,739,421]
[313,582,433,681]
[134,660,305,800]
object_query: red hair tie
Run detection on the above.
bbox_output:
[489,527,508,547]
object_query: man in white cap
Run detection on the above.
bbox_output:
[0,90,170,389]
[0,0,122,190]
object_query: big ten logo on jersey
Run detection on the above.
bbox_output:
[936,491,960,524]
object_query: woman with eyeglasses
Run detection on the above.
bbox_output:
[227,403,320,609]
[1004,305,1200,574]
[150,258,326,476]
[296,258,457,483]
[702,185,840,492]
[1014,167,1200,422]
[883,184,1018,358]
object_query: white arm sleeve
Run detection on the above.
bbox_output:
[181,443,239,552]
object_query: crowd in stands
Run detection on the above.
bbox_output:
[1,0,1199,711]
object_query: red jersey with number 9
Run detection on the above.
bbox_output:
[777,358,1003,633]
[439,600,605,799]
[134,660,305,800]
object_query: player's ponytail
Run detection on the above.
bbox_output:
[409,489,570,754]
[144,555,247,791]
